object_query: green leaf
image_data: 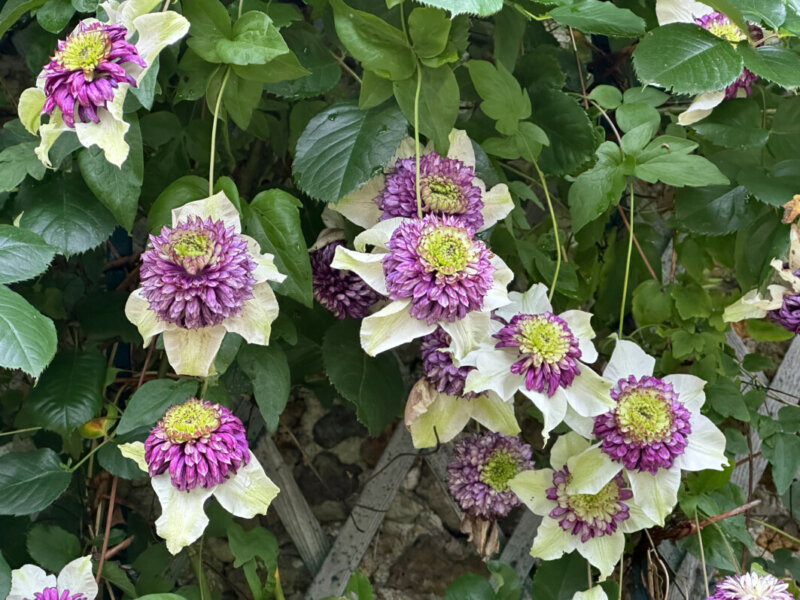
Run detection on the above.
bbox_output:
[237,343,290,434]
[293,101,408,204]
[116,378,199,435]
[393,65,459,153]
[635,153,729,187]
[466,60,531,135]
[734,208,789,290]
[227,522,278,569]
[36,0,74,33]
[246,189,312,306]
[531,88,596,175]
[322,319,404,436]
[19,174,116,256]
[0,0,48,40]
[344,572,374,600]
[22,350,106,436]
[568,141,626,232]
[529,551,586,600]
[27,524,80,572]
[0,552,10,600]
[216,11,290,65]
[264,26,338,99]
[99,562,137,598]
[0,142,45,192]
[738,160,800,207]
[768,96,800,159]
[588,85,622,110]
[0,225,55,284]
[97,441,148,479]
[633,23,743,94]
[330,0,415,81]
[414,0,501,15]
[148,175,209,233]
[0,285,56,378]
[216,70,263,130]
[690,98,769,148]
[78,118,143,231]
[550,0,645,37]
[746,318,795,341]
[615,101,660,134]
[408,7,450,59]
[737,44,800,89]
[0,448,71,516]
[671,282,712,319]
[493,5,526,71]
[632,280,671,325]
[444,573,495,600]
[359,69,394,110]
[183,0,231,63]
[728,0,785,27]
[762,433,800,494]
[674,186,756,236]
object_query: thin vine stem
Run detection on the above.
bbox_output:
[752,518,800,546]
[532,160,561,301]
[208,66,232,197]
[70,438,111,472]
[618,558,623,600]
[618,182,635,337]
[0,426,41,438]
[695,509,710,598]
[413,65,423,218]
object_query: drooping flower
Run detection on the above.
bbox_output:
[331,215,512,357]
[120,398,279,554]
[724,225,800,334]
[330,129,514,233]
[18,0,189,167]
[405,328,519,448]
[461,283,614,440]
[447,432,533,520]
[706,572,793,600]
[566,338,727,525]
[509,433,656,579]
[8,556,97,600]
[309,230,381,319]
[125,192,285,376]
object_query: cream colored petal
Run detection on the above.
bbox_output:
[565,445,622,496]
[151,474,213,555]
[321,207,346,230]
[162,325,226,377]
[663,373,706,413]
[102,0,159,31]
[35,118,69,168]
[790,224,800,272]
[171,191,240,232]
[627,468,680,526]
[509,468,556,516]
[530,517,574,561]
[464,349,523,400]
[564,405,596,440]
[330,176,384,229]
[124,289,168,346]
[573,588,609,600]
[308,227,345,253]
[57,556,97,600]
[519,386,568,442]
[118,441,148,473]
[353,217,404,251]
[470,392,520,436]
[579,530,623,579]
[440,310,491,362]
[131,12,190,82]
[242,236,286,284]
[213,452,279,518]
[771,259,800,293]
[74,94,130,168]
[673,414,727,472]
[18,88,46,135]
[8,565,56,600]
[623,493,658,533]
[222,282,279,346]
[393,136,422,161]
[677,91,725,126]
[495,283,551,322]
[478,184,514,231]
[484,254,513,312]
[564,367,615,417]
[655,0,712,25]
[446,129,476,167]
[330,246,388,295]
[360,300,436,356]
[407,387,472,448]
[723,287,785,322]
[603,337,655,382]
[551,431,591,470]
[560,310,598,364]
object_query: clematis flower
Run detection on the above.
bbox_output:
[125,192,285,376]
[566,338,727,525]
[461,283,614,441]
[120,398,279,554]
[331,214,512,357]
[706,572,793,600]
[405,328,519,448]
[574,589,608,600]
[724,225,800,334]
[18,0,189,167]
[655,0,760,125]
[330,129,514,232]
[309,229,381,319]
[8,556,97,600]
[509,433,656,579]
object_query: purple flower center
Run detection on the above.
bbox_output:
[546,468,632,542]
[708,572,793,600]
[593,376,692,474]
[310,240,381,319]
[447,432,533,520]
[33,588,86,600]
[42,22,146,128]
[140,216,256,330]
[144,398,250,491]
[420,328,483,398]
[378,153,484,230]
[383,214,494,324]
[494,313,582,396]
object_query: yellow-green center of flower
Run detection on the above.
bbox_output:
[422,176,464,214]
[162,399,220,443]
[516,315,570,364]
[707,22,746,43]
[568,477,620,521]
[56,29,110,75]
[417,226,475,276]
[616,388,672,443]
[479,451,518,492]
[173,231,211,258]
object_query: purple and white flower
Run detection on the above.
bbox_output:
[8,557,96,600]
[707,572,793,600]
[330,129,514,233]
[509,433,656,578]
[331,214,512,357]
[18,0,189,167]
[566,338,727,525]
[120,398,279,554]
[125,192,285,376]
[461,283,614,440]
[405,328,519,448]
[447,432,533,520]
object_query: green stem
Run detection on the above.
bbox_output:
[192,537,211,600]
[618,558,623,600]
[752,519,800,546]
[586,560,592,589]
[0,426,41,438]
[532,160,561,301]
[618,182,635,337]
[695,509,710,598]
[199,377,209,399]
[274,568,285,600]
[208,66,232,197]
[70,438,111,473]
[413,65,423,219]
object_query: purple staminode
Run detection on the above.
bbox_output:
[310,240,381,319]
